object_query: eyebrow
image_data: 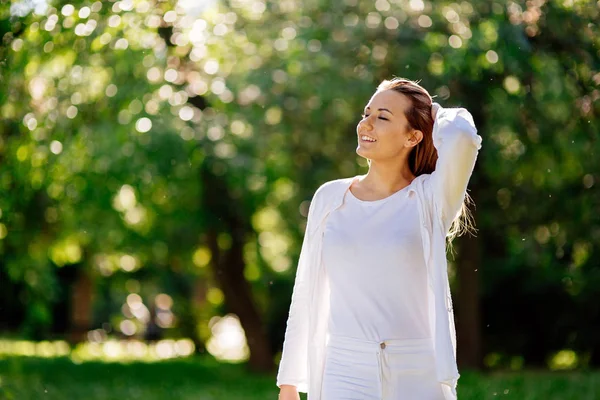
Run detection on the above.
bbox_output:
[365,107,394,115]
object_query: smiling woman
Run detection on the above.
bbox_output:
[358,79,437,178]
[277,78,483,400]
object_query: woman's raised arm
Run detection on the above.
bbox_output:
[429,102,483,231]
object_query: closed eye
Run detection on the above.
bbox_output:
[361,114,388,121]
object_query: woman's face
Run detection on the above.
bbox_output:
[356,89,420,162]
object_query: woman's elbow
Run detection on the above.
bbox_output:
[457,128,482,152]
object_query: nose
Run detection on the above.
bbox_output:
[358,116,373,132]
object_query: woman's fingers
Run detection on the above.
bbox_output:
[431,102,441,120]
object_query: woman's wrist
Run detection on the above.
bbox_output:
[279,384,297,391]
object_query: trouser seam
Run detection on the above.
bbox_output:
[377,349,383,400]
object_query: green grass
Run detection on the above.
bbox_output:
[0,356,276,400]
[0,356,598,399]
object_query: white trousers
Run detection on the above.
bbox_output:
[321,335,445,400]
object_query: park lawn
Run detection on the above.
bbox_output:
[0,356,598,400]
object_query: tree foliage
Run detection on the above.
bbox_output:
[0,0,599,368]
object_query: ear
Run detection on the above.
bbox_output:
[406,129,423,148]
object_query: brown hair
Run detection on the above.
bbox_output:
[375,77,475,243]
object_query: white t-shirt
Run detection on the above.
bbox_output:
[322,183,431,341]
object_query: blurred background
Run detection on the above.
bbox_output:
[0,0,599,398]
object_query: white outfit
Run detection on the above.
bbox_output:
[320,184,443,399]
[323,184,429,341]
[321,335,444,400]
[276,103,483,400]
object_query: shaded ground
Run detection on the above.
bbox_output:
[0,356,598,399]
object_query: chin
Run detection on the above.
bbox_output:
[356,147,371,156]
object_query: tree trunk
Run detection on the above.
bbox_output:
[206,227,273,371]
[190,279,208,354]
[454,195,483,370]
[69,269,93,344]
[200,164,274,372]
[455,233,483,369]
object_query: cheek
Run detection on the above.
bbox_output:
[389,123,411,143]
[380,124,403,140]
[381,129,410,150]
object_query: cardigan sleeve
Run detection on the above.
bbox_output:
[276,188,321,393]
[429,103,482,232]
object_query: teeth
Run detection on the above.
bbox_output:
[361,135,376,142]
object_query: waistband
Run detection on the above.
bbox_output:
[327,334,434,353]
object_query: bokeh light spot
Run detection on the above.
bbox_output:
[486,50,499,64]
[50,140,63,155]
[136,117,152,133]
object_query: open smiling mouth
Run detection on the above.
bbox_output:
[360,135,377,142]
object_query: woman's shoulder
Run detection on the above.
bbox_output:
[313,175,361,200]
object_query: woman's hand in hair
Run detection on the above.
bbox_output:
[431,102,440,121]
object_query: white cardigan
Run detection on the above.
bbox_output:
[277,104,483,400]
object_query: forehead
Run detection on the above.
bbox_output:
[365,89,411,115]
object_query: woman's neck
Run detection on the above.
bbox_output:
[357,163,415,196]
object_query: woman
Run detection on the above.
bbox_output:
[277,78,482,400]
